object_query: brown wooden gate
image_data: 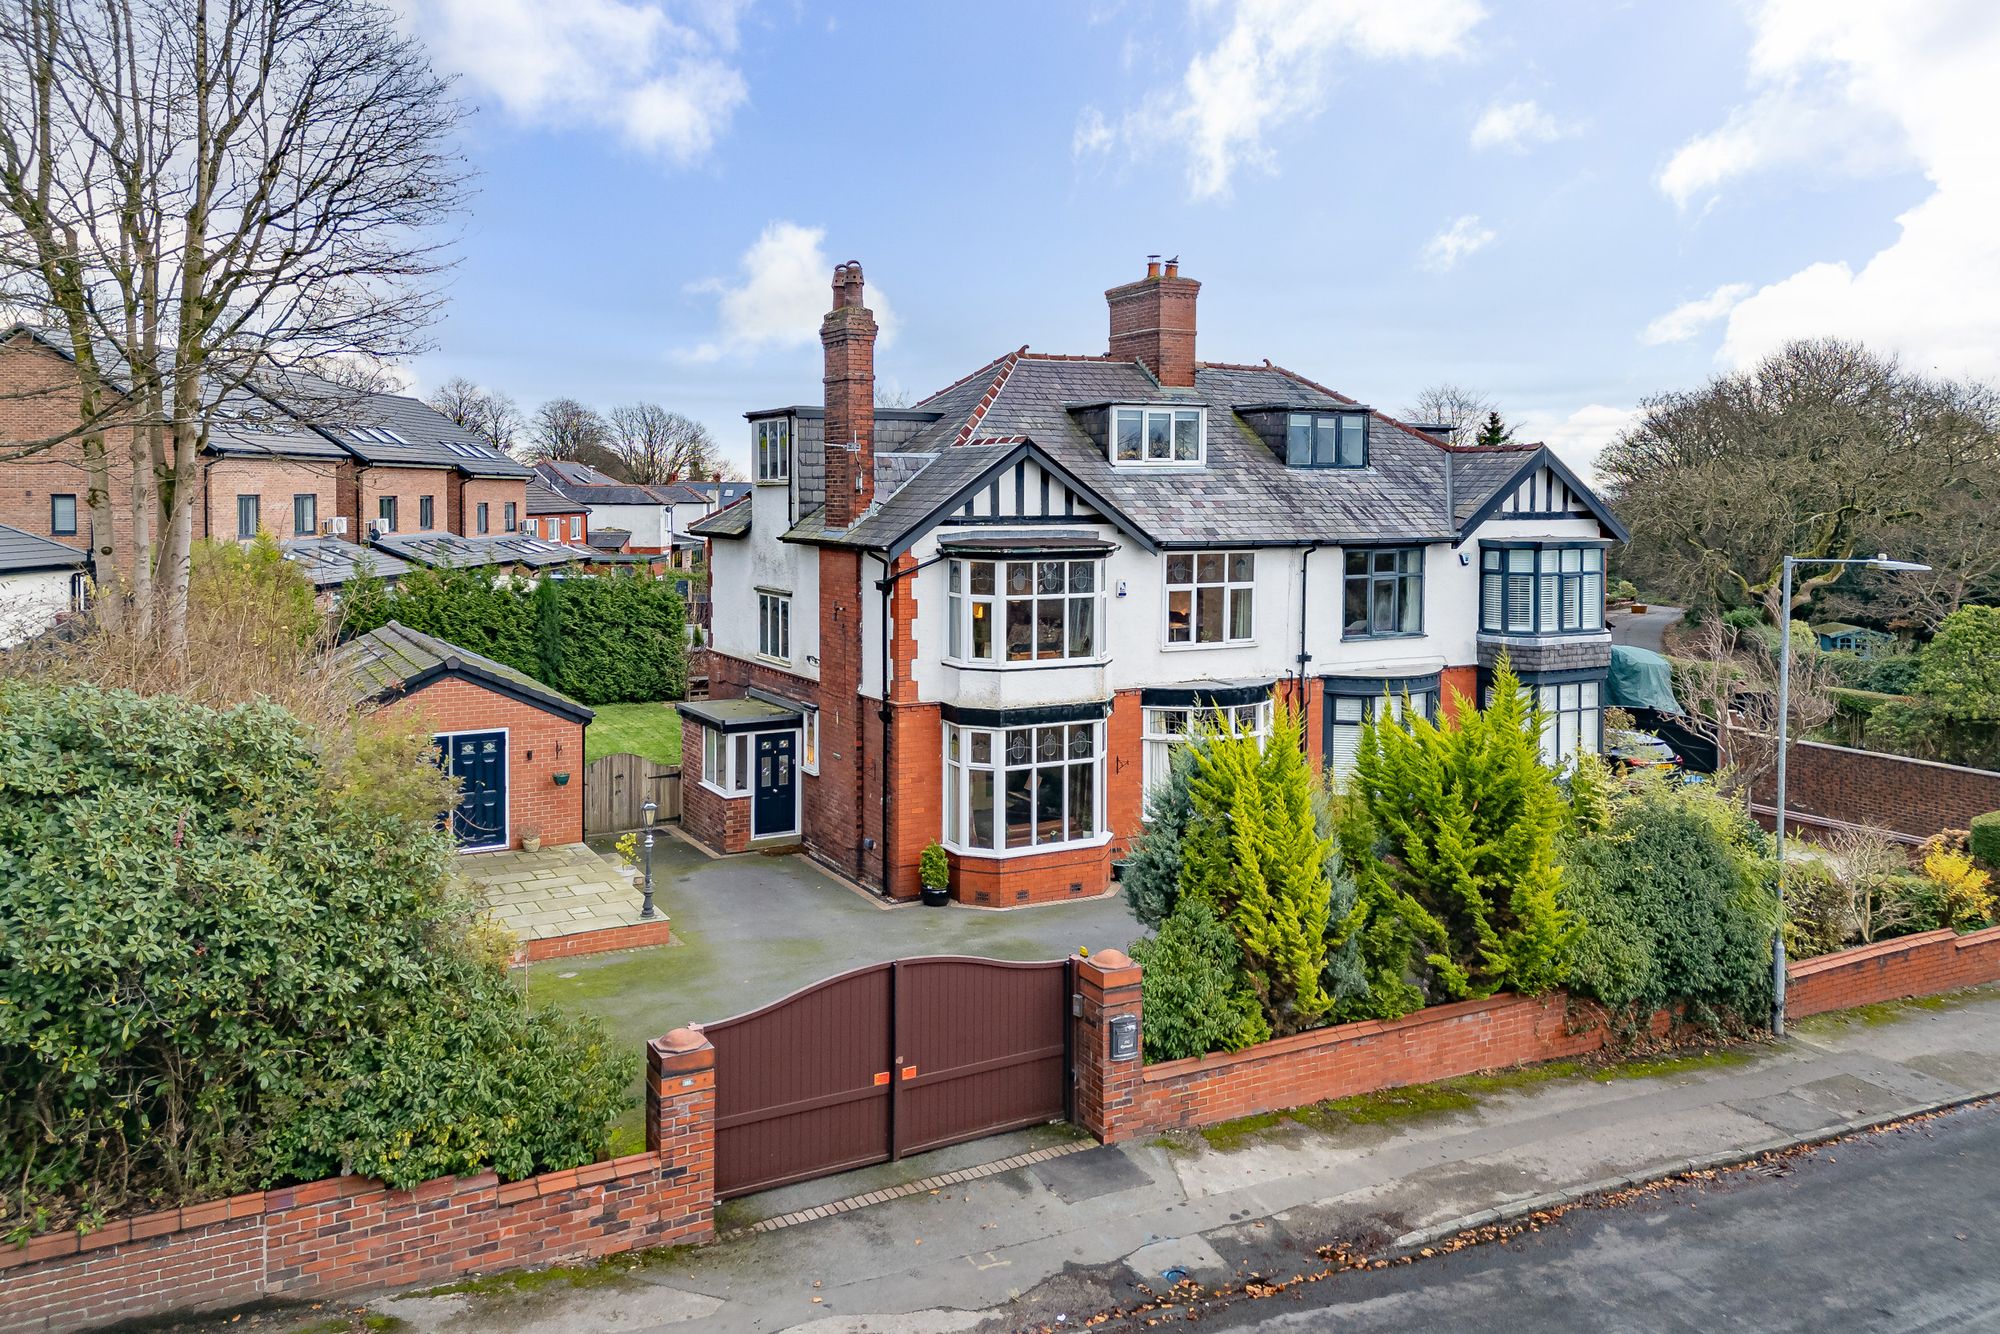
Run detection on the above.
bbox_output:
[582,753,681,836]
[703,956,1072,1199]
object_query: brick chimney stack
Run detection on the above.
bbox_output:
[822,260,878,529]
[1106,256,1199,387]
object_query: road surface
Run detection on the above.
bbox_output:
[1607,602,1682,653]
[1186,1101,2000,1333]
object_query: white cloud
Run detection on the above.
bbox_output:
[1640,283,1752,346]
[1085,0,1485,199]
[1661,0,2000,377]
[1072,106,1115,158]
[401,0,749,164]
[679,221,896,363]
[1513,404,1642,480]
[1469,99,1576,152]
[1420,214,1495,272]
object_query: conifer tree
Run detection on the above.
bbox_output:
[337,559,393,638]
[1122,738,1202,929]
[1132,896,1269,1061]
[1474,410,1514,448]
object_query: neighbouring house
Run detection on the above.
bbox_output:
[1813,621,1895,657]
[0,521,88,647]
[684,258,1627,903]
[0,327,531,584]
[366,529,595,576]
[278,535,414,608]
[338,620,591,851]
[524,479,589,544]
[534,464,742,561]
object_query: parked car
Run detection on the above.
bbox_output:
[1607,727,1681,775]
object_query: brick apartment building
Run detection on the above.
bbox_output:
[0,326,530,579]
[683,259,1627,905]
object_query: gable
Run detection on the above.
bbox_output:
[946,452,1107,525]
[1494,464,1593,519]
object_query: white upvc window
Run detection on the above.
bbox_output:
[758,591,791,661]
[943,720,1104,855]
[800,707,819,775]
[1141,701,1272,818]
[700,725,753,797]
[1110,406,1203,466]
[754,418,790,483]
[1327,687,1438,779]
[1483,678,1604,767]
[944,557,1104,666]
[1165,551,1255,645]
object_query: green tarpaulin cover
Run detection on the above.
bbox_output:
[1607,645,1681,714]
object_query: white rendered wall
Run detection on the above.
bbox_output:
[0,568,74,648]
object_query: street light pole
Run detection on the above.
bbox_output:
[1769,553,1928,1037]
[640,799,659,920]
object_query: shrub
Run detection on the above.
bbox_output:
[1612,579,1639,602]
[1721,607,1764,632]
[1971,812,2000,872]
[1560,774,1779,1027]
[1852,652,1923,696]
[919,840,949,891]
[1122,739,1200,930]
[1916,605,2000,723]
[1783,858,1850,960]
[1340,662,1576,1012]
[0,682,630,1235]
[1309,774,1369,1012]
[1180,704,1339,1036]
[1132,896,1268,1062]
[1921,841,1995,930]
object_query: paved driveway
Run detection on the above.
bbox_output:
[1607,602,1682,653]
[516,831,1145,1150]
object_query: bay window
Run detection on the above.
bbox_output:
[1480,544,1605,634]
[1166,551,1255,644]
[944,720,1103,853]
[945,557,1102,665]
[1343,547,1424,637]
[1141,700,1272,813]
[1484,676,1605,766]
[1325,683,1438,778]
[1111,406,1203,466]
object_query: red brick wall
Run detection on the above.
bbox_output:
[1748,739,2000,840]
[1786,925,2000,1017]
[1439,665,1479,721]
[816,549,872,882]
[457,476,528,536]
[359,466,449,533]
[953,840,1115,907]
[377,676,585,847]
[1073,924,2000,1145]
[0,1034,716,1334]
[1106,271,1200,386]
[679,720,751,854]
[0,336,142,562]
[202,457,346,540]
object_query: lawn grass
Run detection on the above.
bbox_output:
[585,702,683,766]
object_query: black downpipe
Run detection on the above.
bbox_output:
[874,550,947,898]
[1296,543,1321,749]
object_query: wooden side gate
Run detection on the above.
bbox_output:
[583,753,681,836]
[702,956,1073,1199]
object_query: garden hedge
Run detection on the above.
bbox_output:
[1973,812,2000,871]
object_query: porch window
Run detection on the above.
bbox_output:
[700,725,752,796]
[943,720,1103,853]
[1141,701,1271,817]
[800,708,819,775]
[944,557,1102,666]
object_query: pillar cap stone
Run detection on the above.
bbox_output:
[1088,948,1132,969]
[660,1026,706,1053]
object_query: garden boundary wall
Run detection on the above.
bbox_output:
[0,1031,716,1334]
[1071,925,2000,1142]
[1745,738,2000,841]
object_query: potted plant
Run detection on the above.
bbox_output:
[920,841,950,907]
[520,828,543,853]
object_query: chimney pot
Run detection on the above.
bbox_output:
[1146,257,1162,279]
[1164,258,1179,278]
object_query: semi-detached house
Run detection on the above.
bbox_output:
[684,260,1628,905]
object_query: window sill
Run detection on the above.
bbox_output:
[752,478,788,487]
[1476,629,1611,641]
[1160,638,1256,652]
[698,780,750,800]
[754,653,794,669]
[942,831,1114,860]
[943,656,1111,672]
[1341,630,1428,642]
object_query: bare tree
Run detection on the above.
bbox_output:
[1403,382,1495,443]
[426,376,521,452]
[1600,339,2000,620]
[528,397,609,464]
[1673,618,1837,810]
[874,383,911,409]
[0,0,466,648]
[606,401,716,484]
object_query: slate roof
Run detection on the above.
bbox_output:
[337,620,591,722]
[369,531,593,570]
[525,479,585,515]
[0,522,87,573]
[310,389,530,479]
[279,536,412,587]
[584,528,633,551]
[557,481,677,506]
[537,459,620,488]
[1447,446,1543,524]
[688,498,751,539]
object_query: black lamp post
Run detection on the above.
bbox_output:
[639,799,658,920]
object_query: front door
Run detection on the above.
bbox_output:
[752,729,796,838]
[438,730,508,850]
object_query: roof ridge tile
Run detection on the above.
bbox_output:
[950,349,1025,448]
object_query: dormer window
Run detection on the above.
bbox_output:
[1111,406,1203,466]
[754,417,790,483]
[1286,412,1368,468]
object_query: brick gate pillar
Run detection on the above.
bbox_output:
[647,1027,717,1240]
[1072,949,1145,1144]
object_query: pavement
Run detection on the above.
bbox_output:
[315,984,2000,1334]
[463,843,646,942]
[1607,602,1683,653]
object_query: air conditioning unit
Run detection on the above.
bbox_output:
[321,516,349,537]
[367,518,387,539]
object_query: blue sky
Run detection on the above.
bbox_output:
[398,0,1996,477]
